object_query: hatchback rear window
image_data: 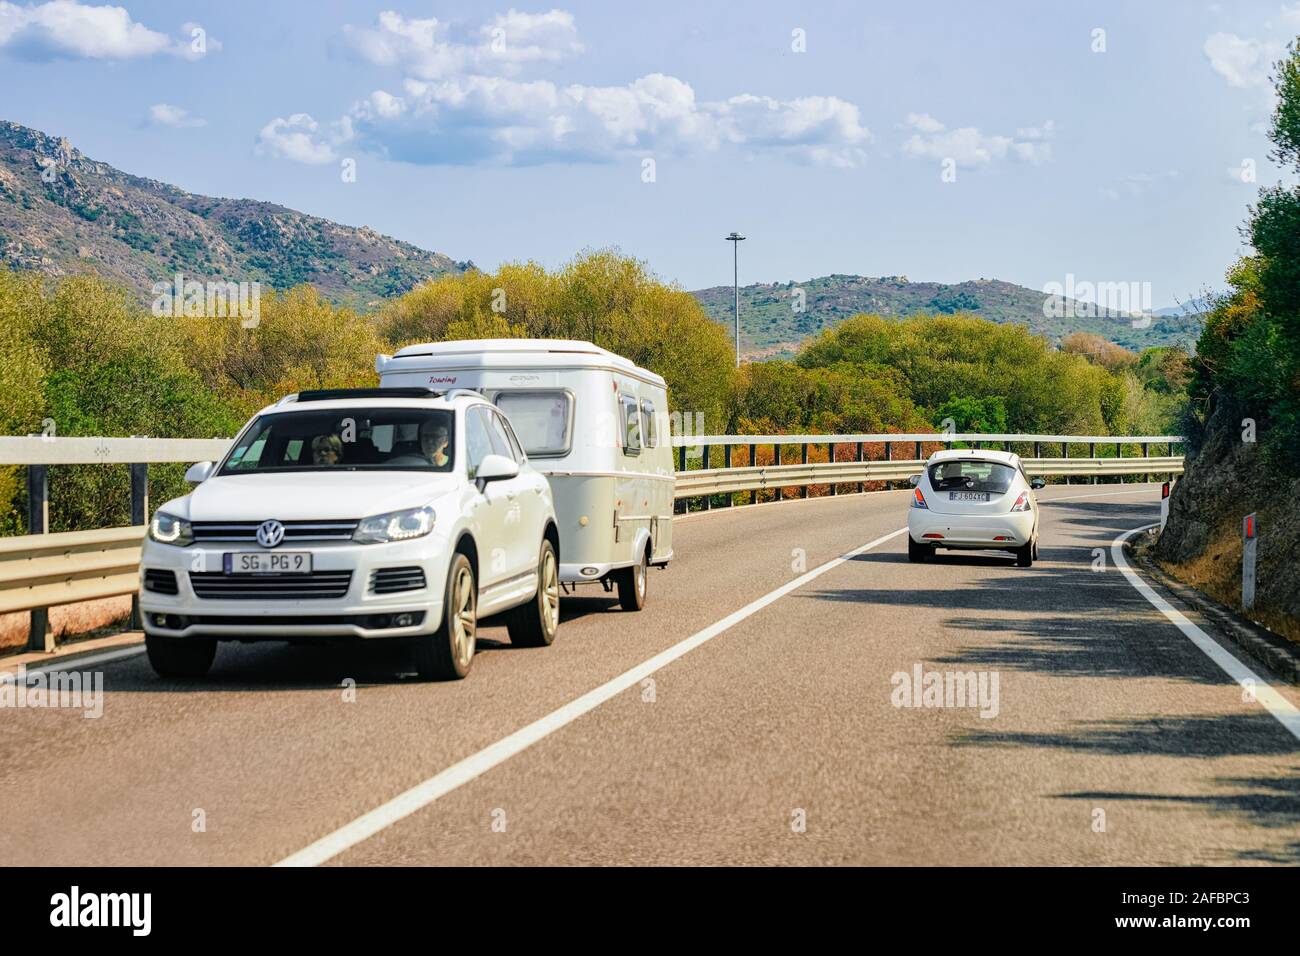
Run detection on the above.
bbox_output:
[927,460,1017,494]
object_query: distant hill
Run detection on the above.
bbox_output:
[0,121,471,308]
[691,274,1205,359]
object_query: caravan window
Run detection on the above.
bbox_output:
[492,390,573,458]
[620,394,642,455]
[640,398,657,448]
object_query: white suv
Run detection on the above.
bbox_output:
[139,387,561,681]
[907,449,1045,567]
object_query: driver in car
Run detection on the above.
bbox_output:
[312,433,343,465]
[420,420,451,467]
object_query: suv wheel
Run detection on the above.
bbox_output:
[414,552,477,680]
[615,546,648,611]
[145,634,216,679]
[507,538,560,647]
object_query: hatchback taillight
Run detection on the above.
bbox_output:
[912,488,928,509]
[1010,491,1032,513]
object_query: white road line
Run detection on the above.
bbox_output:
[1041,488,1156,504]
[0,645,146,684]
[275,526,909,867]
[1112,524,1300,743]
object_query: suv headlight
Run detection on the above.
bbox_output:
[353,506,435,544]
[149,510,194,546]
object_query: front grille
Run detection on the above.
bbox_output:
[190,520,360,543]
[370,566,427,594]
[143,568,178,595]
[189,571,353,600]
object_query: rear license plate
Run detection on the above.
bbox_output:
[948,491,990,502]
[224,552,312,574]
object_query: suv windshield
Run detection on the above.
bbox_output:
[927,459,1017,494]
[219,408,455,474]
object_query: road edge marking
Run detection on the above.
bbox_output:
[1112,524,1300,743]
[274,526,909,867]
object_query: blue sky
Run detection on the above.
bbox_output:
[2,0,1298,306]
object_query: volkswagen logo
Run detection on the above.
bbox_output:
[256,519,286,548]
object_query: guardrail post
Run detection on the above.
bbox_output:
[857,441,865,494]
[883,441,891,491]
[675,445,687,514]
[1034,441,1041,459]
[749,443,757,504]
[829,443,837,496]
[723,443,733,507]
[701,444,711,512]
[1062,442,1070,485]
[800,444,809,499]
[1143,442,1150,483]
[1116,441,1122,485]
[1089,442,1096,484]
[774,444,783,502]
[915,441,923,460]
[129,462,149,629]
[26,464,53,652]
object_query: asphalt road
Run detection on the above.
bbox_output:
[3,483,1299,866]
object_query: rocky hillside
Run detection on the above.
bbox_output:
[1155,401,1300,640]
[692,274,1204,358]
[0,121,470,308]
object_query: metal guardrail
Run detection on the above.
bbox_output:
[0,432,1184,653]
[673,457,1184,499]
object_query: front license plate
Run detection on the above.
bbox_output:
[224,551,312,574]
[949,491,990,502]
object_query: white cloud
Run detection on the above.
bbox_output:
[341,8,582,80]
[1099,169,1180,200]
[0,1,218,60]
[147,103,205,128]
[1203,32,1280,89]
[331,74,870,167]
[256,113,348,165]
[268,9,871,168]
[900,114,1053,167]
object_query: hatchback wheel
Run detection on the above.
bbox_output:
[908,537,933,563]
[413,552,477,680]
[1015,542,1034,568]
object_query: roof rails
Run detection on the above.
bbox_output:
[294,387,441,402]
[274,386,485,406]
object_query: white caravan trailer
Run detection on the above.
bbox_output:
[376,339,674,610]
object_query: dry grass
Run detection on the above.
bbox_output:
[0,596,132,655]
[1155,527,1300,644]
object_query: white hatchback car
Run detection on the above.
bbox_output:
[907,450,1045,566]
[139,387,561,681]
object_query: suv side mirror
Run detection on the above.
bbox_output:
[908,474,922,487]
[185,461,214,484]
[1030,477,1046,490]
[476,454,519,490]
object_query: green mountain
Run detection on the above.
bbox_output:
[0,121,470,308]
[691,274,1204,359]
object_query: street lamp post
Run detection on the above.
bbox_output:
[725,232,745,367]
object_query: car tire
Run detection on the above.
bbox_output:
[507,539,560,647]
[615,546,649,611]
[907,537,932,562]
[1015,542,1033,567]
[145,634,216,679]
[1031,538,1039,561]
[413,552,477,680]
